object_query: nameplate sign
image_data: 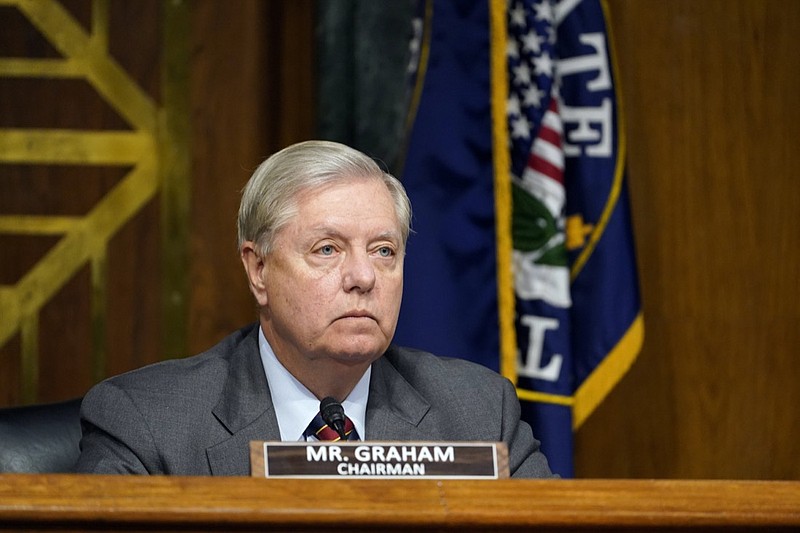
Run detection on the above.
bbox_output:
[250,441,509,479]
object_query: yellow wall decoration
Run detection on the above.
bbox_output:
[0,0,189,403]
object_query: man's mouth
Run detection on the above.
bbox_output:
[339,310,376,321]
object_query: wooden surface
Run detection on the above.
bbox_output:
[0,475,798,531]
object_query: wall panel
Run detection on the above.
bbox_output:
[574,0,800,479]
[0,0,166,403]
[187,0,315,353]
[1,0,314,404]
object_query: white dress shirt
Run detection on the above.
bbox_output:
[258,327,369,441]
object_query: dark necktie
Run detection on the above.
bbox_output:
[303,411,360,441]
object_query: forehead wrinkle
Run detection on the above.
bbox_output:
[307,224,401,244]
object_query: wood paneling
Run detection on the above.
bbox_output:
[574,0,800,479]
[1,475,799,530]
[187,0,315,352]
[0,1,314,401]
[0,0,164,403]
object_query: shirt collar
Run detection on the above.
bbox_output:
[258,327,370,441]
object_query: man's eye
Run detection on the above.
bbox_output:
[377,246,394,258]
[318,244,335,256]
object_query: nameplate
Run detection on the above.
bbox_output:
[250,441,509,479]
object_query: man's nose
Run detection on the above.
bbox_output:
[342,250,376,293]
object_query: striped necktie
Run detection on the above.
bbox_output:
[303,411,359,441]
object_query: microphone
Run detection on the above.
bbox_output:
[319,397,348,440]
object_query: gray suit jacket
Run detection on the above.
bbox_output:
[76,324,553,478]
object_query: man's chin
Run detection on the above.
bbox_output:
[325,339,388,366]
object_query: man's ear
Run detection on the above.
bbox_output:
[240,241,269,307]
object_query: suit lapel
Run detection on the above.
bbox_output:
[207,325,281,475]
[205,336,435,473]
[366,350,431,440]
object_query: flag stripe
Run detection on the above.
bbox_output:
[541,104,563,134]
[529,142,563,177]
[534,126,562,157]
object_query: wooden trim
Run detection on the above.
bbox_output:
[0,475,798,530]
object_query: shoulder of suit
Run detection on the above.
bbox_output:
[383,344,506,384]
[379,345,512,412]
[97,323,259,395]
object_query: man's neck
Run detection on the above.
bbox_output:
[262,336,375,402]
[282,357,371,401]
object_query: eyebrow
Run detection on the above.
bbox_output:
[310,226,401,243]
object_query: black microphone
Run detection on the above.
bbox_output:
[319,396,348,440]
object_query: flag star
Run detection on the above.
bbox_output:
[511,115,531,139]
[533,1,553,22]
[509,4,527,27]
[507,93,521,116]
[521,30,541,54]
[513,63,532,85]
[506,38,519,59]
[523,85,544,108]
[533,51,553,76]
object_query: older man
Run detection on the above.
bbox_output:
[76,141,553,478]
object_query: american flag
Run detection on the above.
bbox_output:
[507,0,570,308]
[507,0,575,476]
[508,0,563,189]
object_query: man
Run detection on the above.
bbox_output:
[76,140,553,478]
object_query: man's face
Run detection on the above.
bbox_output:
[251,177,404,371]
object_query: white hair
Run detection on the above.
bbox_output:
[237,140,412,255]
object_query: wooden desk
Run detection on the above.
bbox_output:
[0,475,798,531]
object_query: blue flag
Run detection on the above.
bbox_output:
[395,0,642,478]
[395,0,502,369]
